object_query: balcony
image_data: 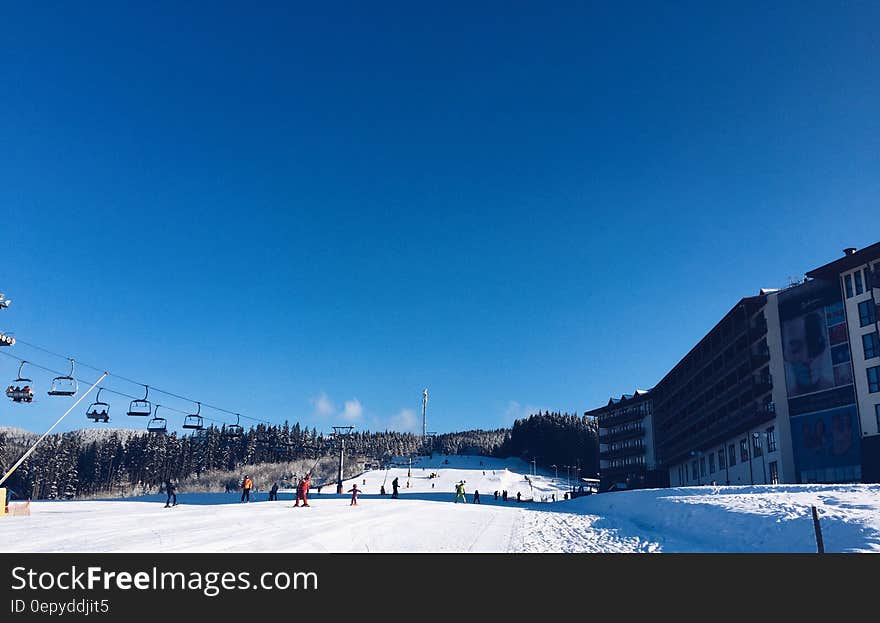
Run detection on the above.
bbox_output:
[750,351,770,368]
[600,443,646,460]
[749,317,768,341]
[659,401,776,465]
[598,408,649,428]
[599,425,645,443]
[752,376,773,396]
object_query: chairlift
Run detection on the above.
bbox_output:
[127,385,152,417]
[183,402,204,430]
[86,388,110,423]
[226,413,243,438]
[47,358,78,397]
[147,404,167,434]
[6,361,34,403]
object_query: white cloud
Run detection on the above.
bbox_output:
[504,400,546,424]
[342,399,364,422]
[310,392,335,417]
[388,408,420,433]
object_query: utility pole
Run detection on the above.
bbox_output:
[331,426,354,494]
[422,388,428,439]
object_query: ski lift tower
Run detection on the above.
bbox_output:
[331,426,355,494]
[421,388,428,439]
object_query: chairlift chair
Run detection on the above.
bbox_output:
[183,402,204,430]
[226,413,243,438]
[147,405,167,434]
[47,358,78,397]
[127,385,152,416]
[6,361,34,403]
[86,388,110,423]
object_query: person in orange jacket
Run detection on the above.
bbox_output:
[241,475,253,503]
[294,473,311,507]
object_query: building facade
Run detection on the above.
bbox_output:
[653,295,782,487]
[587,390,660,491]
[805,244,880,482]
[591,242,880,489]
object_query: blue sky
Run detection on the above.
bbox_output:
[1,2,878,435]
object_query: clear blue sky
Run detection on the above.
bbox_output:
[1,2,878,435]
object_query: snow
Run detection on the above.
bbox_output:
[4,455,879,553]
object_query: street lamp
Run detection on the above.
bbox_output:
[550,464,558,480]
[530,458,537,476]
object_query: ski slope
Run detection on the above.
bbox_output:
[4,455,880,553]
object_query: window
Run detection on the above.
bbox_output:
[875,404,880,434]
[845,274,854,298]
[768,461,779,485]
[728,444,737,466]
[766,426,777,452]
[855,270,864,295]
[700,456,706,477]
[866,268,873,290]
[864,332,880,360]
[740,438,749,462]
[752,433,763,457]
[718,448,726,469]
[859,300,876,327]
[868,366,880,393]
[709,453,716,474]
[692,461,698,479]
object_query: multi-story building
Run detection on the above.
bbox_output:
[592,242,880,489]
[653,294,781,487]
[805,243,880,482]
[586,389,659,491]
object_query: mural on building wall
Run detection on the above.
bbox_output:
[779,279,860,482]
[790,406,860,480]
[780,283,853,401]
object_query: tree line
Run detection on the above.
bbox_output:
[0,411,598,499]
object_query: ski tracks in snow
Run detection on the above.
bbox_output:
[514,509,661,553]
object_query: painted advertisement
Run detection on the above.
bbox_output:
[789,406,861,482]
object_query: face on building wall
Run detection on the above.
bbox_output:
[782,310,834,396]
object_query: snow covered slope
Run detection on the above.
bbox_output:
[3,454,879,553]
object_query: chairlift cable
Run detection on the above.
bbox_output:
[3,339,272,428]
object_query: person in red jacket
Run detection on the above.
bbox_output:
[294,473,311,507]
[348,484,362,506]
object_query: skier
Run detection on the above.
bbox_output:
[380,485,386,496]
[269,482,279,502]
[348,484,362,506]
[240,475,253,503]
[294,473,311,507]
[473,490,481,504]
[494,490,498,500]
[454,481,467,503]
[517,491,522,503]
[502,490,508,502]
[164,479,177,507]
[391,476,400,499]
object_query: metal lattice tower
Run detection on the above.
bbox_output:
[422,388,428,438]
